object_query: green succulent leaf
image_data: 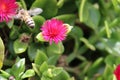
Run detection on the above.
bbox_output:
[21,69,35,79]
[35,50,48,65]
[33,15,45,33]
[39,62,48,73]
[54,14,76,25]
[31,0,58,18]
[0,37,5,70]
[79,0,100,30]
[96,38,120,56]
[0,70,10,78]
[14,39,28,54]
[11,58,25,79]
[47,42,64,56]
[28,43,45,61]
[6,19,14,29]
[52,68,70,80]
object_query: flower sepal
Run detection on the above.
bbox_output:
[63,24,73,34]
[36,32,46,42]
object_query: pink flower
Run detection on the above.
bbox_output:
[0,0,18,22]
[41,18,67,44]
[114,64,120,80]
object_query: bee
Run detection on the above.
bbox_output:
[14,8,43,28]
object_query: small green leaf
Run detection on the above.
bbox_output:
[35,50,48,65]
[54,14,76,25]
[32,63,41,77]
[79,1,100,30]
[11,58,25,78]
[69,26,83,40]
[28,43,44,61]
[39,62,48,73]
[36,32,45,42]
[14,39,28,54]
[0,70,10,78]
[47,42,64,56]
[33,16,45,33]
[10,26,19,40]
[58,0,77,14]
[21,69,35,79]
[31,0,58,18]
[47,55,60,65]
[52,68,70,80]
[0,37,5,70]
[6,19,14,29]
[96,39,120,56]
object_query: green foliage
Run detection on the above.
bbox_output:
[0,37,4,70]
[0,0,120,80]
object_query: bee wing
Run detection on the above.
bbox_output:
[14,15,21,19]
[13,13,22,19]
[28,8,43,16]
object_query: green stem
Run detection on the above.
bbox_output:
[73,38,79,54]
[80,0,86,22]
[99,18,120,37]
[104,20,111,38]
[76,55,87,61]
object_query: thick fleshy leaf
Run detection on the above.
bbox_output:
[52,68,70,80]
[69,26,83,40]
[35,50,48,65]
[28,43,44,61]
[11,58,25,78]
[14,39,28,54]
[32,63,41,77]
[47,42,64,56]
[39,62,48,73]
[6,19,14,29]
[58,0,77,14]
[96,38,120,56]
[54,14,76,25]
[36,32,45,42]
[0,70,10,78]
[47,55,60,65]
[79,0,100,30]
[32,16,45,33]
[105,55,120,66]
[21,69,35,79]
[31,0,58,18]
[10,26,19,40]
[0,37,5,70]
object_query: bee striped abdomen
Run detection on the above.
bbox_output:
[25,17,35,28]
[14,8,42,28]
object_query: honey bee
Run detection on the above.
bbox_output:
[14,8,43,28]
